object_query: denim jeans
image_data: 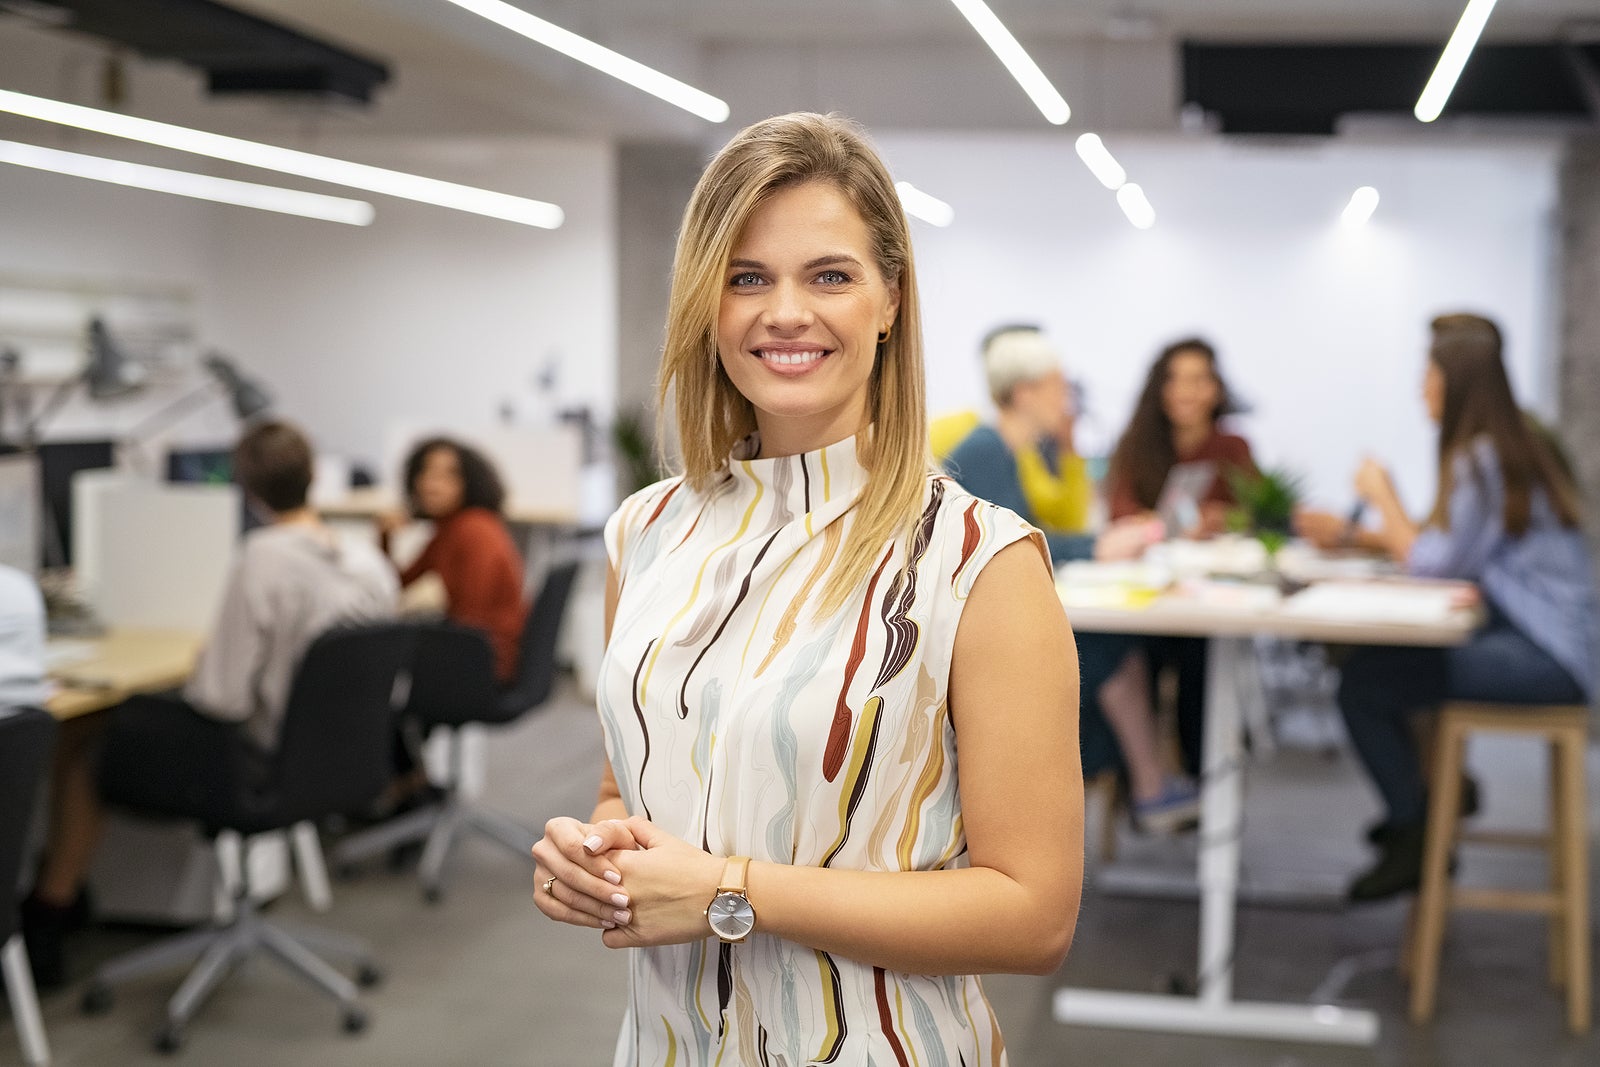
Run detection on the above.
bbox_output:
[1336,613,1587,826]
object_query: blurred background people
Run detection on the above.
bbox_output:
[943,326,1198,831]
[22,420,398,988]
[1300,314,1598,901]
[380,437,526,685]
[1100,338,1258,779]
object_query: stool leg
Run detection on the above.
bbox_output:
[1409,717,1464,1025]
[1557,730,1591,1034]
[1094,774,1121,863]
[1548,738,1568,991]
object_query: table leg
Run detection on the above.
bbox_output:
[1052,636,1380,1046]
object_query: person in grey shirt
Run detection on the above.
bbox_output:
[0,562,48,713]
[24,420,397,988]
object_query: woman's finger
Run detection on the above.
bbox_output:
[533,868,631,928]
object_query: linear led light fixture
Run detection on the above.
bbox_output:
[1115,183,1155,230]
[0,87,563,228]
[1341,186,1381,228]
[895,181,954,227]
[0,139,375,224]
[1415,0,1500,122]
[1074,133,1126,190]
[948,0,1070,124]
[439,0,729,123]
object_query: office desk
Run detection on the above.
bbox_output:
[1053,570,1478,1047]
[46,630,205,720]
[319,488,578,529]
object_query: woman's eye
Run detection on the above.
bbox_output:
[817,270,851,286]
[729,272,764,288]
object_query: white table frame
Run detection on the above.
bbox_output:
[1052,593,1478,1046]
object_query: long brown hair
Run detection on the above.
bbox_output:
[658,112,928,616]
[1427,313,1581,535]
[1107,338,1239,511]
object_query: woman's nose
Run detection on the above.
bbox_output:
[761,279,813,330]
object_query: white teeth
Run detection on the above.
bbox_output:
[758,350,825,366]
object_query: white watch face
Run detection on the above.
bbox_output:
[707,891,755,941]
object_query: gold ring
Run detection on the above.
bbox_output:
[542,876,557,895]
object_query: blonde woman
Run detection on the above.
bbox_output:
[532,113,1083,1064]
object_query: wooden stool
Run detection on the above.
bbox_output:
[1405,702,1592,1034]
[1087,769,1123,863]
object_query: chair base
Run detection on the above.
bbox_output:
[331,793,536,901]
[81,891,378,1051]
[3,933,51,1066]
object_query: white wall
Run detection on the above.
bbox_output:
[0,136,616,476]
[875,131,1564,515]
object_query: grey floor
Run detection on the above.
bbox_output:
[9,684,1599,1066]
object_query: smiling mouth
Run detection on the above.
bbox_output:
[755,348,828,366]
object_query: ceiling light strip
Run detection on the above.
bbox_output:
[0,139,375,225]
[1414,0,1501,122]
[1341,186,1380,228]
[0,87,563,228]
[1074,133,1126,190]
[1115,183,1155,230]
[947,0,1070,124]
[894,181,954,227]
[440,0,729,123]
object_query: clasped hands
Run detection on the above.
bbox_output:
[531,816,725,949]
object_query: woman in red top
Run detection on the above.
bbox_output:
[382,438,527,683]
[1100,338,1258,779]
[1105,337,1257,536]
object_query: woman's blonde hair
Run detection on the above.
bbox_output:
[659,112,929,616]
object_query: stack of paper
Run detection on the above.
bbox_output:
[1284,582,1465,624]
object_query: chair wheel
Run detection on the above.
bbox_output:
[154,1023,184,1054]
[422,885,443,905]
[356,962,384,988]
[342,1007,369,1035]
[81,984,113,1015]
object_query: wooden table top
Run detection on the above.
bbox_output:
[46,629,205,720]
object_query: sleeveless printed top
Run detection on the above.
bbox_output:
[600,430,1044,1067]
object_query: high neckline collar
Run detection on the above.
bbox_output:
[724,430,870,513]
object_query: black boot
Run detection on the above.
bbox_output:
[1348,823,1428,903]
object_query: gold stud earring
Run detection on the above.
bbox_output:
[877,323,893,344]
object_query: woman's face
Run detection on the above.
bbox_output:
[1422,360,1445,424]
[1161,350,1221,435]
[414,447,465,519]
[715,181,900,456]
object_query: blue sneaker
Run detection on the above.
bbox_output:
[1133,778,1200,835]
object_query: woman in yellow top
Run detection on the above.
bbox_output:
[530,113,1082,1064]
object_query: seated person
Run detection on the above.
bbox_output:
[378,437,526,684]
[22,419,398,987]
[944,326,1094,560]
[1100,337,1259,778]
[1298,314,1597,901]
[944,326,1196,830]
[0,562,48,712]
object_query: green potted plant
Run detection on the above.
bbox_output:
[1226,465,1304,561]
[612,407,661,496]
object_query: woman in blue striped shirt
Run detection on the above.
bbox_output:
[1328,313,1597,902]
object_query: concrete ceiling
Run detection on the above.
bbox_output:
[1,0,1596,144]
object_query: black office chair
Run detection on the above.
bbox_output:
[79,623,416,1054]
[331,561,579,902]
[1,707,59,1067]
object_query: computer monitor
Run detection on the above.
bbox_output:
[37,440,116,569]
[0,452,41,575]
[167,445,261,533]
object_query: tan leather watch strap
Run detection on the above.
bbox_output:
[717,856,751,895]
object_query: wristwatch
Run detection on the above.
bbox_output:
[705,856,757,943]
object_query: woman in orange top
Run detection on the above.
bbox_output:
[381,438,527,683]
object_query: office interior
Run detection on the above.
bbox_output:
[1,1,1599,1064]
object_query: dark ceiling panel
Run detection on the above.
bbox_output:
[1183,42,1600,135]
[18,0,389,104]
